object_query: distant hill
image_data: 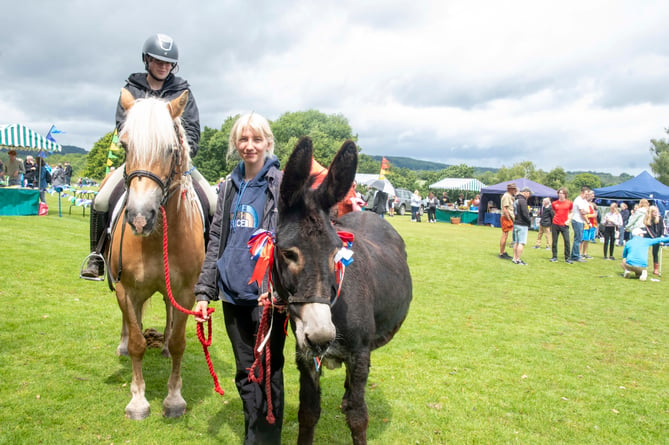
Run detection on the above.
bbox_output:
[366,155,635,186]
[61,145,87,154]
[367,155,448,171]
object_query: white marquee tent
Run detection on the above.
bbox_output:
[429,177,485,192]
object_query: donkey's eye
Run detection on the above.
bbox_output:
[281,248,300,263]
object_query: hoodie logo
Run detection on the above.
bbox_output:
[231,204,259,229]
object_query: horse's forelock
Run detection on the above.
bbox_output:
[122,97,186,167]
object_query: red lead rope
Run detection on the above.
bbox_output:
[160,206,225,396]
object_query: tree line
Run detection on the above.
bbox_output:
[77,109,669,200]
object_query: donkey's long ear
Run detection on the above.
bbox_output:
[317,140,358,211]
[280,137,314,210]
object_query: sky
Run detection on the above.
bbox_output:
[2,0,669,176]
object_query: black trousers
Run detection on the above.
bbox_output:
[223,302,287,445]
[551,224,570,260]
[603,226,616,257]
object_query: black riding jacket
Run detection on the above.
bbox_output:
[115,72,200,157]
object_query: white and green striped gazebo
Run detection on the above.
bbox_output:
[429,177,485,192]
[0,124,62,152]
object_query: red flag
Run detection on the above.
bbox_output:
[379,157,390,179]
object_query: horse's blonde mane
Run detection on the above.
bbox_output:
[121,96,198,223]
[121,97,191,168]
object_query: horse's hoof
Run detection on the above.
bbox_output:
[116,346,129,357]
[161,348,171,358]
[163,404,186,418]
[125,405,150,420]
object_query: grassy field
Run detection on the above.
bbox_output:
[0,191,668,444]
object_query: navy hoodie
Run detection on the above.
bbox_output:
[216,157,280,305]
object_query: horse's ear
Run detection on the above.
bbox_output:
[280,137,313,210]
[317,140,358,211]
[168,91,189,119]
[120,88,135,111]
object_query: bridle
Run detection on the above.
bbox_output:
[248,229,354,308]
[112,124,183,284]
[123,142,181,207]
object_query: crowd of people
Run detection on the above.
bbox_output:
[0,149,77,204]
[497,183,667,280]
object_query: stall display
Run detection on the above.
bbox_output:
[0,187,39,216]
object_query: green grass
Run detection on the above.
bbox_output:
[1,193,668,444]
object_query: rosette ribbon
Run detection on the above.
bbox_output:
[333,231,355,305]
[247,229,275,287]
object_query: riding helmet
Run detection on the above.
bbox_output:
[142,33,179,64]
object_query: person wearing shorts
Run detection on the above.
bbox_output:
[499,182,517,259]
[580,190,598,259]
[512,187,532,265]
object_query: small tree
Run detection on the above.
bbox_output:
[82,132,124,180]
[649,130,669,184]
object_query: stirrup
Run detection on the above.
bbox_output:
[79,253,106,281]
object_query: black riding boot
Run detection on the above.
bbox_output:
[80,209,107,279]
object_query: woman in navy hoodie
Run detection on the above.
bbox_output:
[194,113,285,444]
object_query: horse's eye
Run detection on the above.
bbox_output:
[281,248,300,264]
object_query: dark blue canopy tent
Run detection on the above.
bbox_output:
[593,170,669,219]
[477,178,557,225]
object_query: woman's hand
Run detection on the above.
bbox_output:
[194,300,210,322]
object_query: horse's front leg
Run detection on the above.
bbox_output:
[116,285,151,419]
[117,315,129,357]
[163,308,188,418]
[343,350,371,445]
[297,356,322,445]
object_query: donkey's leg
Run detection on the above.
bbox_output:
[343,350,371,445]
[297,357,321,445]
[163,308,188,418]
[161,296,173,358]
[117,286,151,420]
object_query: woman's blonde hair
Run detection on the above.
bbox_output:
[639,198,650,208]
[644,205,661,225]
[227,113,274,160]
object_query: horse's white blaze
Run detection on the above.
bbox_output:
[293,302,336,349]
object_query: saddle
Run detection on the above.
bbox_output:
[97,178,212,281]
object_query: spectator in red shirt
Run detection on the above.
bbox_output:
[550,187,574,263]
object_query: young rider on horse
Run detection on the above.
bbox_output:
[81,33,214,279]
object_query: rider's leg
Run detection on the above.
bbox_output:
[81,167,124,278]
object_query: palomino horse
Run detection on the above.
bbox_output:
[107,88,205,419]
[272,138,412,444]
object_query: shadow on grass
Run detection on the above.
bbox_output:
[102,334,235,419]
